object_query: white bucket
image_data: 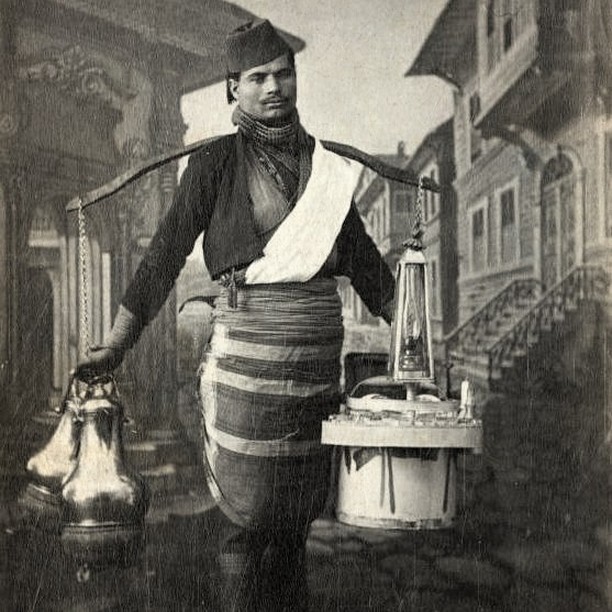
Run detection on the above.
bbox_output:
[335,446,456,530]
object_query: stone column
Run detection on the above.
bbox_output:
[0,168,34,494]
[1,171,27,416]
[0,172,10,412]
[0,0,18,414]
[144,68,187,439]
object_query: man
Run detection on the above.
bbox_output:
[78,19,395,611]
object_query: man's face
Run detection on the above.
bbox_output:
[229,54,297,121]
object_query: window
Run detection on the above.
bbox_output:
[486,0,495,37]
[503,16,513,51]
[606,133,612,237]
[393,190,407,213]
[469,93,483,162]
[429,169,438,218]
[421,162,439,222]
[500,186,518,263]
[470,202,488,273]
[486,1,500,72]
[484,0,533,73]
[429,258,439,317]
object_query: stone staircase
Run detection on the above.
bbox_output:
[445,266,609,394]
[445,278,542,390]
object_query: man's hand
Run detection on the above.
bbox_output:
[75,345,125,381]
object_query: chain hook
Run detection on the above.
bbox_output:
[403,175,425,251]
[76,196,92,356]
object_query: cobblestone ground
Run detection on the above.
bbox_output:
[1,375,609,611]
[1,493,609,611]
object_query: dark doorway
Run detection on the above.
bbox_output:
[19,267,54,416]
[540,153,576,290]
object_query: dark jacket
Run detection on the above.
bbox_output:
[122,133,395,327]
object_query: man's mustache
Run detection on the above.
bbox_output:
[262,97,287,103]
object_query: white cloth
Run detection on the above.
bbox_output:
[244,140,362,284]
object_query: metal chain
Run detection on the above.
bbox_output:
[404,175,425,251]
[415,174,424,232]
[77,197,92,354]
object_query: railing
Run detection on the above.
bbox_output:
[445,278,542,361]
[488,266,610,379]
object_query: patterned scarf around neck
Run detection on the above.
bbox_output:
[232,105,313,207]
[232,106,300,147]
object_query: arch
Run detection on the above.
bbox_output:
[540,145,584,184]
[541,151,574,186]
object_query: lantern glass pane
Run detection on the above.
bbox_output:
[401,264,428,373]
[387,260,431,381]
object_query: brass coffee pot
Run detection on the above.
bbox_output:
[19,375,82,529]
[61,376,149,567]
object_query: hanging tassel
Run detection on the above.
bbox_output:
[387,449,396,515]
[228,267,238,309]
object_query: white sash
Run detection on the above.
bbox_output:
[244,140,362,285]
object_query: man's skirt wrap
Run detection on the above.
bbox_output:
[198,277,343,531]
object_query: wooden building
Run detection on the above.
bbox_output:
[407,0,611,392]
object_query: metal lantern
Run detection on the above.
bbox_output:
[321,174,484,532]
[388,246,434,383]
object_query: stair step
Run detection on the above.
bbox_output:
[125,439,198,470]
[496,316,524,328]
[461,346,486,357]
[146,490,214,524]
[515,299,538,310]
[142,463,206,498]
[455,362,490,379]
[452,352,489,367]
[481,333,501,344]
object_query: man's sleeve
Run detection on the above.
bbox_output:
[121,150,217,327]
[340,204,395,320]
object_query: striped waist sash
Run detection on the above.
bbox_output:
[198,277,343,527]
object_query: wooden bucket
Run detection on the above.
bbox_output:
[335,446,456,530]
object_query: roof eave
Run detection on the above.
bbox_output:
[45,0,305,96]
[405,0,476,83]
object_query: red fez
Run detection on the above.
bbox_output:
[225,19,293,73]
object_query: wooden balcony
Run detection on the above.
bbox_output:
[478,24,539,127]
[475,6,592,133]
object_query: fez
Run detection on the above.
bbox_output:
[225,19,293,73]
